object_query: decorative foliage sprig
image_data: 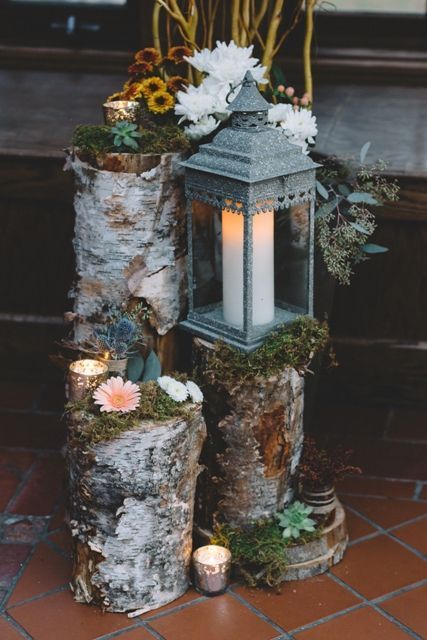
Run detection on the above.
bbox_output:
[296,436,362,491]
[315,142,399,285]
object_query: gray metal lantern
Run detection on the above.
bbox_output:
[181,71,320,352]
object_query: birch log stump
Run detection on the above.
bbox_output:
[66,408,206,614]
[69,151,187,367]
[194,340,305,529]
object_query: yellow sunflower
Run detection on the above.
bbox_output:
[140,76,167,99]
[147,90,175,114]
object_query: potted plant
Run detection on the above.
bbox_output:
[296,436,361,522]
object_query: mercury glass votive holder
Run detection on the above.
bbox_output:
[103,101,141,126]
[68,359,109,402]
[192,545,232,596]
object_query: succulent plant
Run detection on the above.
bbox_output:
[110,122,142,151]
[277,501,316,540]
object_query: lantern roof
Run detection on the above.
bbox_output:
[181,72,320,184]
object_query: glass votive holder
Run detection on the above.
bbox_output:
[103,101,141,126]
[192,545,231,597]
[68,359,109,403]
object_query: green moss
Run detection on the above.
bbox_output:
[204,316,329,388]
[71,123,191,158]
[67,380,193,446]
[72,125,116,155]
[211,518,321,588]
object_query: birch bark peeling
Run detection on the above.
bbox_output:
[194,340,305,528]
[71,152,187,341]
[67,408,206,614]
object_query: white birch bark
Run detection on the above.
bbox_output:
[67,408,206,614]
[70,152,187,341]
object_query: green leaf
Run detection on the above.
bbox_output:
[142,350,162,382]
[271,64,286,87]
[338,184,351,196]
[316,197,341,219]
[127,353,145,383]
[362,243,389,254]
[360,141,371,164]
[316,180,329,200]
[349,221,370,234]
[347,192,378,205]
[124,138,140,151]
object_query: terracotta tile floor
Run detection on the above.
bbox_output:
[0,392,426,639]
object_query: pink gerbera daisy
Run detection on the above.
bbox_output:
[93,376,141,413]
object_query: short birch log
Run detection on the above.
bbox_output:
[66,407,206,614]
[194,340,305,528]
[69,152,187,342]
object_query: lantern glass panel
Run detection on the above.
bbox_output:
[275,202,311,314]
[190,200,223,312]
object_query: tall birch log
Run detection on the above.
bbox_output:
[70,152,187,346]
[194,340,305,528]
[66,407,206,614]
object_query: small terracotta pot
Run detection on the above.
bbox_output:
[103,101,141,126]
[106,358,128,377]
[301,485,337,522]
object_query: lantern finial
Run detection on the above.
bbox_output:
[227,71,270,129]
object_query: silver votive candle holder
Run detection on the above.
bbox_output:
[68,359,109,402]
[192,545,232,596]
[103,101,141,126]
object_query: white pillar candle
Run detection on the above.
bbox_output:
[222,209,275,327]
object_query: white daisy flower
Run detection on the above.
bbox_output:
[186,380,204,403]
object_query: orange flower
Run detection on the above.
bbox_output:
[147,90,174,114]
[166,46,192,64]
[128,61,153,77]
[135,48,161,66]
[167,75,189,94]
[93,377,140,413]
[107,92,124,102]
[122,84,144,100]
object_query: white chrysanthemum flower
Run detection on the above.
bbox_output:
[157,376,189,403]
[268,103,294,124]
[186,40,267,87]
[184,115,220,140]
[186,380,204,403]
[280,108,317,155]
[175,84,217,124]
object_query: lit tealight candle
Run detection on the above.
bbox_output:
[68,359,109,403]
[192,545,231,596]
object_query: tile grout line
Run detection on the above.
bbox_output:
[3,455,42,515]
[1,611,33,640]
[136,595,208,622]
[6,584,69,611]
[142,620,169,640]
[340,491,427,503]
[93,622,147,640]
[228,588,293,639]
[328,572,425,640]
[372,578,427,605]
[288,602,365,635]
[343,504,427,559]
[413,481,424,500]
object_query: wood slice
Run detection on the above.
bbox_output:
[66,408,206,614]
[193,339,305,528]
[281,501,349,581]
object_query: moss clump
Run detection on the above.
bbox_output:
[71,123,190,158]
[211,518,321,589]
[72,125,116,155]
[204,316,329,388]
[138,124,191,154]
[68,380,193,446]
